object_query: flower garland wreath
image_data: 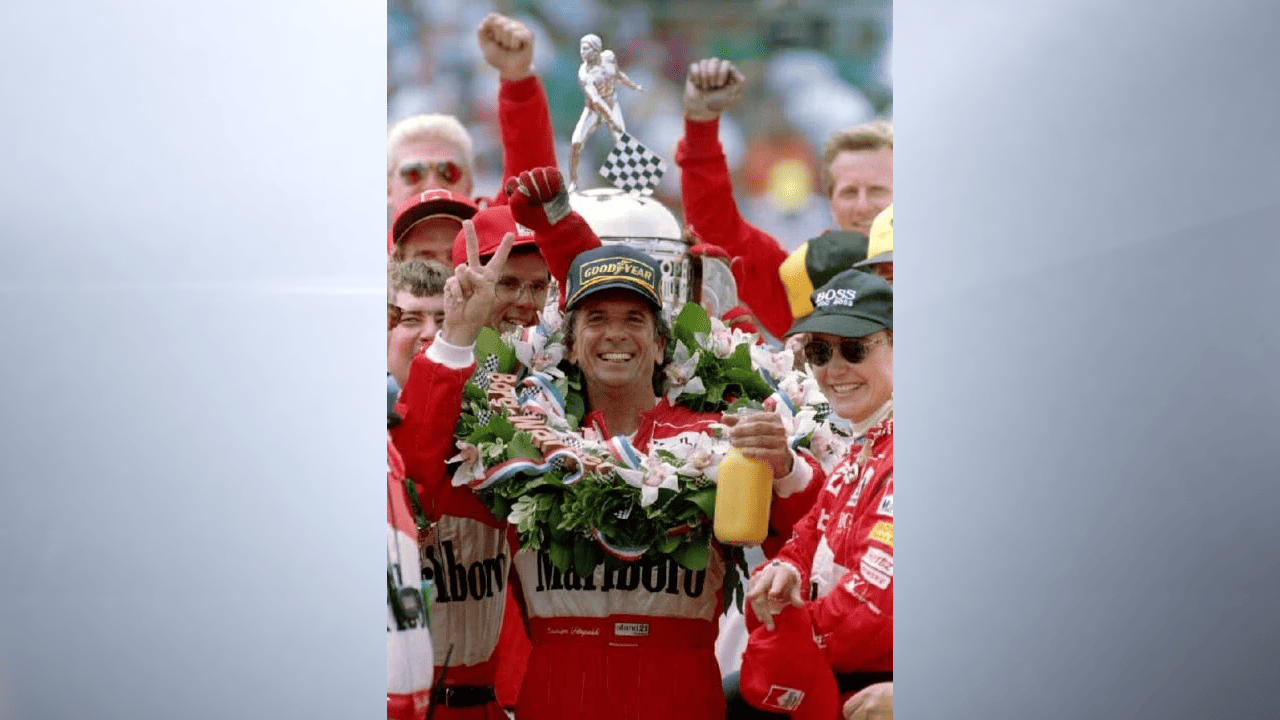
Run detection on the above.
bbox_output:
[449,303,853,611]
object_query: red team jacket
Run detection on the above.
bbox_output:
[388,434,434,720]
[771,416,894,688]
[392,351,515,720]
[676,117,799,340]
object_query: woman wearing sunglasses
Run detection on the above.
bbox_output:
[736,268,894,719]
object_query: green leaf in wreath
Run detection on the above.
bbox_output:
[671,538,711,571]
[686,488,717,518]
[573,534,601,578]
[506,432,542,460]
[674,302,713,338]
[549,541,573,573]
[474,327,519,374]
[488,413,515,442]
[655,534,681,554]
[463,382,488,404]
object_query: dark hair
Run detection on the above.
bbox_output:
[564,302,673,397]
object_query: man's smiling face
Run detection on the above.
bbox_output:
[568,289,665,395]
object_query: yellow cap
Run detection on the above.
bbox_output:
[779,243,815,319]
[866,204,892,259]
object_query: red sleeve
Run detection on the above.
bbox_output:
[390,350,474,504]
[772,503,823,593]
[485,75,558,207]
[675,117,796,339]
[762,452,825,558]
[809,475,893,672]
[537,212,601,307]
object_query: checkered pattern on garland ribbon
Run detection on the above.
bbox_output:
[599,133,666,195]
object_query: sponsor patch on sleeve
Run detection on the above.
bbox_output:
[868,520,893,547]
[859,546,893,589]
[877,494,893,517]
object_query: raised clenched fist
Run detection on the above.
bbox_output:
[683,57,746,121]
[505,167,571,233]
[477,13,534,82]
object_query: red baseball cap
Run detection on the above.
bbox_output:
[739,604,840,720]
[450,205,540,267]
[391,189,479,247]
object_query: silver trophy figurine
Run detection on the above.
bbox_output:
[569,34,643,190]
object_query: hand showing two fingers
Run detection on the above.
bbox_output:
[441,219,514,347]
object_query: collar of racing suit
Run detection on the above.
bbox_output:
[850,396,893,439]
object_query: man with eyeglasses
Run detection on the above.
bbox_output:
[387,13,557,220]
[389,179,604,717]
[448,206,552,335]
[732,269,893,720]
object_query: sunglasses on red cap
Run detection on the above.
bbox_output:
[803,335,886,367]
[398,160,463,186]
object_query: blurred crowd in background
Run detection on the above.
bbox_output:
[388,0,891,251]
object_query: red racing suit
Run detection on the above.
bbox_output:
[754,414,894,703]
[391,343,513,720]
[511,399,823,720]
[676,117,806,340]
[479,76,558,209]
[388,434,433,720]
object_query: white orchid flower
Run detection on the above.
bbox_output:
[778,373,825,412]
[749,343,794,380]
[808,424,852,474]
[782,406,819,441]
[615,454,680,507]
[695,317,736,359]
[514,331,566,377]
[664,341,705,404]
[447,442,487,487]
[674,441,730,481]
[539,302,563,333]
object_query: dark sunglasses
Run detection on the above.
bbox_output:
[398,160,462,186]
[803,336,884,367]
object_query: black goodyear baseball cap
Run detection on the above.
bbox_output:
[786,268,892,338]
[565,244,663,311]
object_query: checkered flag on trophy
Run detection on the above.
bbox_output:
[599,133,666,195]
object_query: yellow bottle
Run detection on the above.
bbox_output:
[713,449,773,545]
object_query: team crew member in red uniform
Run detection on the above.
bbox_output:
[390,223,518,720]
[388,302,435,720]
[391,198,601,717]
[510,245,823,720]
[737,269,894,719]
[675,57,892,340]
[387,12,558,247]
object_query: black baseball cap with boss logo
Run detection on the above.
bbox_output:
[785,268,893,338]
[565,244,663,311]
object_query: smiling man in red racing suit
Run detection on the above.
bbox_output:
[509,243,823,720]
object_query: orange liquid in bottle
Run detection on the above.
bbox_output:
[713,449,773,545]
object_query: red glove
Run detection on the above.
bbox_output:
[687,242,731,261]
[505,167,572,234]
[503,167,601,307]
